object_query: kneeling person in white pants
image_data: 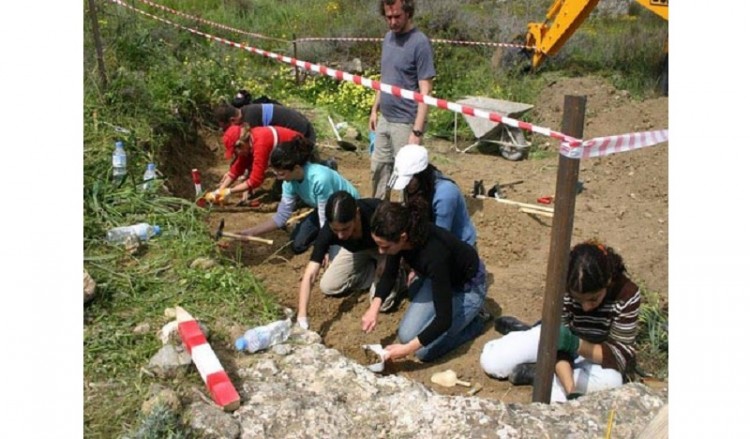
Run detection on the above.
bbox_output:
[480,240,641,402]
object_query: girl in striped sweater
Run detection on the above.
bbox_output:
[479,240,641,402]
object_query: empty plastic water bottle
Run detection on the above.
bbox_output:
[368,131,376,155]
[112,141,127,182]
[106,222,161,245]
[235,318,292,353]
[142,163,157,190]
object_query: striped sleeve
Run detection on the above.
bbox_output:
[601,284,641,372]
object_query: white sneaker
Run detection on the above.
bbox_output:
[369,267,407,313]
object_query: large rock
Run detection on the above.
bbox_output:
[185,401,240,439]
[143,329,667,438]
[147,344,193,379]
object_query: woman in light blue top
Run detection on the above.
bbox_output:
[239,136,359,253]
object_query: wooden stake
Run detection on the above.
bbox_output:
[286,209,314,225]
[474,194,554,213]
[532,95,586,404]
[87,0,108,89]
[519,207,554,218]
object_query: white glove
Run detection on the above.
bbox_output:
[297,316,309,330]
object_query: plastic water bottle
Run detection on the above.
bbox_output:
[106,222,161,244]
[368,131,376,155]
[142,163,157,190]
[112,141,127,181]
[234,318,292,353]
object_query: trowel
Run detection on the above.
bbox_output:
[328,116,358,151]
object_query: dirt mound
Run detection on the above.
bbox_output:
[185,76,668,403]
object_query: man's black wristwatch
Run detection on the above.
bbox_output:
[412,129,423,137]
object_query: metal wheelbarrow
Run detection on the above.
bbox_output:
[453,96,534,161]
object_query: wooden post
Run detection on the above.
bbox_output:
[87,0,108,90]
[292,33,300,85]
[532,95,586,403]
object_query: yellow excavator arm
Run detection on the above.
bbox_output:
[525,0,668,69]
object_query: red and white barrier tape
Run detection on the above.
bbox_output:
[562,129,669,159]
[293,36,533,51]
[175,306,240,411]
[109,0,668,159]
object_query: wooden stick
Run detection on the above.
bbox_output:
[519,207,554,218]
[474,194,554,213]
[220,231,274,245]
[286,209,314,225]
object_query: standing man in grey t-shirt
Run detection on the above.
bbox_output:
[368,0,436,199]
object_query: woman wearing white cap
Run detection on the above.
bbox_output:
[388,144,476,246]
[372,144,480,312]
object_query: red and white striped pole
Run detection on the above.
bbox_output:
[175,306,240,411]
[191,169,203,196]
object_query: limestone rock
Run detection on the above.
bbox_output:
[84,269,96,304]
[141,384,181,416]
[147,344,193,378]
[185,401,240,439]
[190,257,218,270]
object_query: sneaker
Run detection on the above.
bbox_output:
[494,316,532,335]
[369,268,407,313]
[509,362,536,386]
[379,288,401,313]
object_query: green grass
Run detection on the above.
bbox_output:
[635,286,669,380]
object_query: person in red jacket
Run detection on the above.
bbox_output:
[208,123,303,204]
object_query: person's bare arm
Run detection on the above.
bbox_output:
[297,261,321,326]
[408,78,432,145]
[369,91,381,131]
[577,340,605,364]
[238,218,278,237]
[554,359,576,395]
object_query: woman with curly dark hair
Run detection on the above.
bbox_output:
[362,201,487,362]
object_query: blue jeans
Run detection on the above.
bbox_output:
[290,210,320,254]
[397,261,487,362]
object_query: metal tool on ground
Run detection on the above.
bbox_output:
[327,115,358,151]
[537,196,554,205]
[472,179,524,198]
[487,184,503,199]
[430,369,471,388]
[214,219,274,245]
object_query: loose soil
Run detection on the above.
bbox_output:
[172,76,668,404]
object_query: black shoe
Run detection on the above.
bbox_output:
[509,362,536,385]
[494,316,531,335]
[477,304,493,324]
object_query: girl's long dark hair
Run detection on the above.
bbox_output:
[370,201,429,247]
[404,164,438,222]
[566,240,627,295]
